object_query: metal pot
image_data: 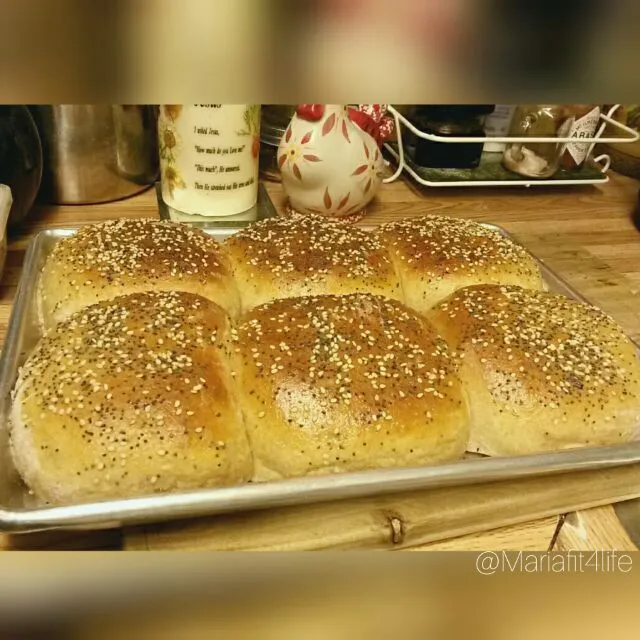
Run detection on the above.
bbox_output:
[30,105,159,205]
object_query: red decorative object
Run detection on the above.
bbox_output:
[278,105,385,221]
[338,193,350,210]
[323,188,332,209]
[296,104,326,121]
[347,105,395,147]
[322,112,337,136]
[341,120,350,142]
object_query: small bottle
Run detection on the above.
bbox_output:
[158,104,261,217]
[559,104,601,170]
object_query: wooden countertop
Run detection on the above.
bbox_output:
[1,174,639,551]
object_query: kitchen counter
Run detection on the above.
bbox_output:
[1,173,639,551]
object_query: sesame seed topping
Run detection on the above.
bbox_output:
[433,284,638,414]
[378,215,541,307]
[13,289,236,492]
[225,212,400,306]
[238,293,461,443]
[41,218,236,324]
[379,215,538,276]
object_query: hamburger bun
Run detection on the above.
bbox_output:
[38,218,240,330]
[377,215,544,313]
[10,290,252,504]
[427,284,640,456]
[224,213,402,313]
[235,293,469,480]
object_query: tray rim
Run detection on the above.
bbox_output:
[1,223,639,533]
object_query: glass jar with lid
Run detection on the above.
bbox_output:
[503,105,574,179]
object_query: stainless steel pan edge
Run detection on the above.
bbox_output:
[4,443,640,533]
[2,224,640,533]
[0,234,41,397]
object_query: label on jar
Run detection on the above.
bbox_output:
[158,105,261,217]
[566,107,600,166]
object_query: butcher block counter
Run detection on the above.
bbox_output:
[1,174,640,551]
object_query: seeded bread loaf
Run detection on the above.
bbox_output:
[427,284,640,456]
[224,213,402,313]
[38,218,240,330]
[235,293,469,480]
[10,291,252,504]
[377,215,544,313]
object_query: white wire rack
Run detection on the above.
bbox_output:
[383,104,639,188]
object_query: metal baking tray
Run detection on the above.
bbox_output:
[1,223,640,533]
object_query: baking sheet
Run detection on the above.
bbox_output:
[1,224,640,533]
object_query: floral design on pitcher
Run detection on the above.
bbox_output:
[278,105,385,221]
[237,105,262,159]
[324,188,351,214]
[278,125,322,181]
[292,187,350,216]
[351,141,384,194]
[320,109,353,143]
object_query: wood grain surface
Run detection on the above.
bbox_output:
[124,464,640,551]
[416,516,560,551]
[555,505,638,552]
[1,173,639,550]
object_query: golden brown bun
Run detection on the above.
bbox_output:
[235,293,469,480]
[10,291,252,504]
[224,213,402,313]
[377,215,544,313]
[38,218,240,330]
[427,284,640,456]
